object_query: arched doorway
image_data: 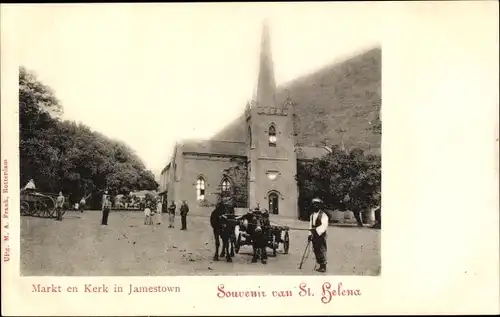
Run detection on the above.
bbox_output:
[268,192,279,214]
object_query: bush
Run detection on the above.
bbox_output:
[199,199,215,208]
[296,146,380,220]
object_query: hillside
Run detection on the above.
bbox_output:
[277,47,381,154]
[211,47,382,154]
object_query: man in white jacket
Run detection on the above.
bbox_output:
[308,198,329,273]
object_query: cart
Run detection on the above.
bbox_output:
[20,190,67,218]
[235,223,290,257]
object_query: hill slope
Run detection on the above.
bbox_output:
[211,47,382,154]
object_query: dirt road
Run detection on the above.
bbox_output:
[21,210,380,276]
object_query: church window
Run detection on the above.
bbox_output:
[268,124,277,147]
[221,178,232,195]
[196,177,206,200]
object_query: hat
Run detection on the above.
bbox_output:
[312,198,324,204]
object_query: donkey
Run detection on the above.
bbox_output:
[210,202,236,262]
[239,210,270,264]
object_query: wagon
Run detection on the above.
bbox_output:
[234,222,290,257]
[20,190,67,218]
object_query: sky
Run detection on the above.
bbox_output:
[14,3,381,177]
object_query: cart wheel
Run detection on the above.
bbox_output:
[235,232,242,254]
[27,202,36,216]
[20,201,30,216]
[48,207,57,218]
[34,200,46,217]
[283,231,290,254]
[44,197,55,218]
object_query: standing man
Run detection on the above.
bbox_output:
[372,191,381,229]
[79,195,86,213]
[343,193,363,227]
[101,191,111,226]
[180,200,189,230]
[167,201,176,228]
[55,191,65,221]
[155,198,163,225]
[308,198,329,273]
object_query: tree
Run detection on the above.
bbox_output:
[221,159,248,208]
[296,145,381,220]
[19,66,159,205]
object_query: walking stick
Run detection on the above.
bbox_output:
[298,240,312,269]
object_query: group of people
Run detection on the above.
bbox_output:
[24,179,377,274]
[161,200,190,230]
[99,192,190,230]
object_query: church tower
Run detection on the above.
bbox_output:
[245,21,298,218]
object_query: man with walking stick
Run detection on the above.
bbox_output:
[308,198,329,273]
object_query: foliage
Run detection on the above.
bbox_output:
[296,145,381,220]
[19,66,158,204]
[221,159,248,208]
[199,198,215,208]
[144,192,159,203]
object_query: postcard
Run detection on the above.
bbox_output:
[1,2,499,316]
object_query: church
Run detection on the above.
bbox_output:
[159,24,381,219]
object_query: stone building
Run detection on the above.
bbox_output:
[159,23,381,218]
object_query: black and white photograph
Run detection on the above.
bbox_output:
[16,5,383,277]
[2,2,499,316]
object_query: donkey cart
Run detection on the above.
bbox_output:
[20,191,66,218]
[235,224,290,257]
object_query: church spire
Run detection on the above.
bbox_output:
[255,20,276,108]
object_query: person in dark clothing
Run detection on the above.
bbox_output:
[373,206,381,229]
[168,201,176,228]
[343,193,364,227]
[101,192,111,226]
[372,191,381,229]
[308,198,329,273]
[180,200,189,230]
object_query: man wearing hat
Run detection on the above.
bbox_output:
[101,191,112,226]
[308,198,329,273]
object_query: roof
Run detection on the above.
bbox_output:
[181,139,247,157]
[296,146,329,160]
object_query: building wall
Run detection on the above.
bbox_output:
[247,103,298,218]
[175,154,245,207]
[159,166,170,193]
[252,158,298,217]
